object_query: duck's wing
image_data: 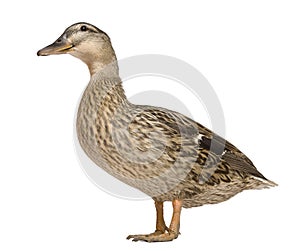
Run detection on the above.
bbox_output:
[129,105,270,182]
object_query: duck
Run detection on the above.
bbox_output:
[37,22,277,242]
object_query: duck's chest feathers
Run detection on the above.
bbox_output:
[76,78,134,172]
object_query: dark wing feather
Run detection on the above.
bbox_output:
[221,151,266,180]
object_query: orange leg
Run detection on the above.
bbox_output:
[127,199,183,242]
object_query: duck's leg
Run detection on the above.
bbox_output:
[127,199,182,242]
[154,201,169,234]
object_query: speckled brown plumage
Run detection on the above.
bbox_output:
[38,22,277,242]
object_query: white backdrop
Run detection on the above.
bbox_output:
[0,0,299,250]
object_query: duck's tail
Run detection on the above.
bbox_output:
[264,179,278,187]
[247,177,278,190]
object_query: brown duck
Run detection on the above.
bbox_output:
[37,22,277,242]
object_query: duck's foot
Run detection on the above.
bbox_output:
[127,199,182,242]
[127,230,179,242]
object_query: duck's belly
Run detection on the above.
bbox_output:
[77,120,191,198]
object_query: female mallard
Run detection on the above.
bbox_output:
[37,22,277,242]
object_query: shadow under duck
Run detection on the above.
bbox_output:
[37,22,277,242]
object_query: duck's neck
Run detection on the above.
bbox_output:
[88,58,119,77]
[89,70,127,104]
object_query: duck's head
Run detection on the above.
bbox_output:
[37,22,118,76]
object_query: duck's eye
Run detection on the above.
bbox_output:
[80,25,87,31]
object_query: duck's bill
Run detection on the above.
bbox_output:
[37,37,73,56]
